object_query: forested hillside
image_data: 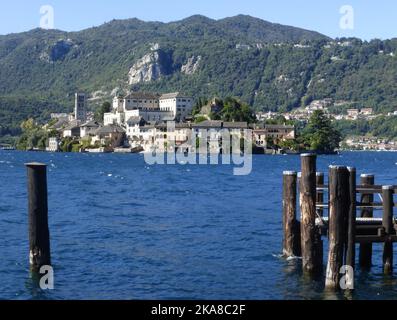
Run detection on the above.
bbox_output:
[0,14,396,137]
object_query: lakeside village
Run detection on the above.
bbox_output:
[14,92,300,155]
[8,91,397,154]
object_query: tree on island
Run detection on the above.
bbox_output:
[16,118,48,150]
[299,110,342,153]
[194,97,256,124]
[219,97,256,123]
[94,101,111,123]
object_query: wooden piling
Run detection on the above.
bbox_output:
[382,186,394,275]
[325,166,349,290]
[346,167,356,270]
[316,172,324,217]
[300,153,319,273]
[282,171,301,257]
[359,174,375,270]
[26,163,51,272]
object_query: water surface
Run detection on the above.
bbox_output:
[0,151,396,300]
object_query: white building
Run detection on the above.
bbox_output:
[104,91,194,126]
[63,122,81,138]
[113,92,160,112]
[159,92,194,121]
[46,137,59,152]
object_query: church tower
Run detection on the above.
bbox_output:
[74,92,87,122]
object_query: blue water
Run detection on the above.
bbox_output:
[1,151,397,300]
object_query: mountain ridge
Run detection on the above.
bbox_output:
[0,14,396,137]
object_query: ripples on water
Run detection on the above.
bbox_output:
[0,151,396,300]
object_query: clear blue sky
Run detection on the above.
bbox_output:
[0,0,396,40]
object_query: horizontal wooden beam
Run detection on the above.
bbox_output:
[356,235,397,244]
[317,185,397,194]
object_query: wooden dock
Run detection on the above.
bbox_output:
[282,154,396,290]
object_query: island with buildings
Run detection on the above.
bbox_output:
[41,92,297,154]
[16,89,395,154]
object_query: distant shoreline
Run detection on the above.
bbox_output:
[2,149,397,155]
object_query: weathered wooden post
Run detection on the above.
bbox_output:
[382,186,394,275]
[282,171,301,257]
[359,174,375,270]
[325,166,349,290]
[26,163,51,272]
[300,153,320,273]
[346,167,356,270]
[316,172,324,217]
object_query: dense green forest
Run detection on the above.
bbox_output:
[334,116,397,139]
[0,15,397,139]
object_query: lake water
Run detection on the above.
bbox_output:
[0,150,397,300]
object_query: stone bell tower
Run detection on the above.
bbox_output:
[74,92,87,122]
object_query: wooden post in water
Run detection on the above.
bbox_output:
[300,153,319,273]
[282,171,301,257]
[359,174,375,270]
[346,167,356,270]
[325,166,349,290]
[382,186,394,275]
[316,172,324,217]
[26,163,51,272]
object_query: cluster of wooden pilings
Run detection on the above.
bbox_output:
[282,154,396,290]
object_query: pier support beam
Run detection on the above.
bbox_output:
[282,171,300,257]
[382,186,394,275]
[326,166,349,290]
[300,154,321,273]
[359,174,375,270]
[26,163,51,273]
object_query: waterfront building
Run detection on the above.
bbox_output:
[80,120,101,138]
[253,129,267,148]
[63,122,81,138]
[192,120,248,153]
[154,122,192,152]
[126,116,146,141]
[263,124,295,140]
[91,124,126,148]
[46,137,60,152]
